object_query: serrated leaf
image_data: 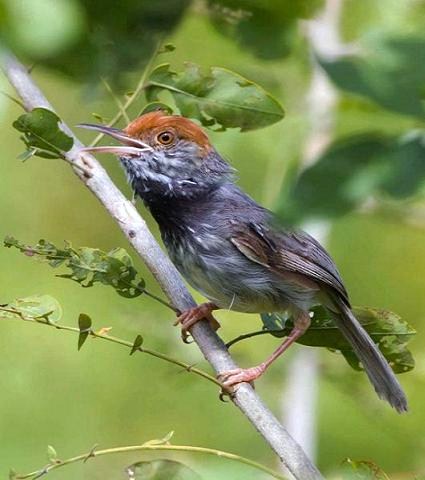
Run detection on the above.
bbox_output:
[12,108,73,159]
[130,334,144,355]
[146,63,284,131]
[47,445,58,463]
[0,294,62,324]
[5,237,147,299]
[127,459,201,480]
[261,305,415,373]
[78,313,92,350]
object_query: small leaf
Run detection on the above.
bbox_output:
[340,458,390,479]
[0,294,62,324]
[78,313,92,350]
[8,469,17,480]
[140,102,173,116]
[159,42,176,53]
[12,108,73,159]
[146,63,284,131]
[91,112,106,122]
[130,334,144,355]
[127,459,201,480]
[47,445,58,463]
[142,431,174,446]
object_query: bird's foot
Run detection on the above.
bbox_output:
[174,302,219,343]
[218,364,266,390]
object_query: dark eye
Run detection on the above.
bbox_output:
[157,131,175,145]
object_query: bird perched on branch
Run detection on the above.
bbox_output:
[79,111,407,412]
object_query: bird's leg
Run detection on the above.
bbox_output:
[174,302,220,343]
[219,310,311,389]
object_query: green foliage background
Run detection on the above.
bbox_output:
[1,0,425,478]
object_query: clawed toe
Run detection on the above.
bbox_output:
[174,303,219,342]
[218,365,266,389]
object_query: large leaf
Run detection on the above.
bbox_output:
[261,305,415,373]
[127,459,202,480]
[207,0,324,59]
[0,294,62,324]
[146,63,284,131]
[13,108,73,159]
[283,132,425,222]
[320,34,425,119]
[4,236,146,299]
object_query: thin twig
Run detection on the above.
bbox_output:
[89,42,161,147]
[101,77,130,124]
[0,306,220,387]
[1,49,323,480]
[16,442,287,480]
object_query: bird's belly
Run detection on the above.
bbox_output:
[167,236,316,313]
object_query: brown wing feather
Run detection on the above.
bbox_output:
[231,223,349,304]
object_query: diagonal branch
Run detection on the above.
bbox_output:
[1,50,323,480]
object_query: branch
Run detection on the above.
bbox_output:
[0,304,221,387]
[15,441,287,480]
[1,50,323,480]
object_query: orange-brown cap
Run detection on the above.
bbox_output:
[124,111,211,152]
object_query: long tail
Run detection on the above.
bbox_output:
[328,297,408,413]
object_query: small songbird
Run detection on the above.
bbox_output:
[79,111,407,412]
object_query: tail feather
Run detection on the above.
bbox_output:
[329,298,408,413]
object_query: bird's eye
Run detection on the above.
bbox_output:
[156,131,175,145]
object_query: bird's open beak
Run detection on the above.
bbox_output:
[77,123,152,156]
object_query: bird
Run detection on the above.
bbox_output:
[78,111,407,412]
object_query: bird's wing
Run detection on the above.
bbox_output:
[230,222,349,304]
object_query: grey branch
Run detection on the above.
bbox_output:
[1,50,323,480]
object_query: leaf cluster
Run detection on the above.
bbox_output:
[4,236,146,299]
[261,305,415,374]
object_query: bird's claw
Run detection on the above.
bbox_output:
[218,365,266,389]
[174,303,219,343]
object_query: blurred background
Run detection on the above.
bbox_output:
[1,0,425,478]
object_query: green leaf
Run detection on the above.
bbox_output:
[340,458,390,479]
[207,0,324,59]
[261,305,415,373]
[283,132,425,222]
[12,108,73,159]
[5,237,147,299]
[142,431,174,446]
[146,63,284,131]
[47,445,58,463]
[140,102,174,116]
[320,34,425,119]
[0,294,62,324]
[130,334,144,355]
[78,313,92,350]
[127,459,202,480]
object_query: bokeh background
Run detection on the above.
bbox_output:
[1,0,425,478]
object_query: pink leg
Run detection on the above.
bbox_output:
[219,311,311,389]
[174,302,220,343]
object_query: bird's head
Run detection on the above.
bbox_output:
[79,111,233,201]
